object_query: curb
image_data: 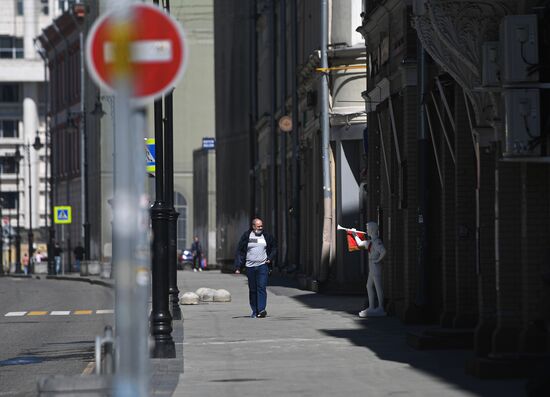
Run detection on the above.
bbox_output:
[45,275,114,289]
[0,274,33,279]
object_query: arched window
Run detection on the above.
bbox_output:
[174,192,187,250]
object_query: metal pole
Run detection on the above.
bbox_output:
[108,2,151,395]
[320,0,332,282]
[151,0,175,360]
[163,0,182,322]
[15,148,21,274]
[27,146,34,273]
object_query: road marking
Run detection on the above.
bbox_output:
[50,311,71,316]
[74,310,93,315]
[3,310,115,317]
[27,311,48,316]
[5,311,27,317]
[82,361,95,375]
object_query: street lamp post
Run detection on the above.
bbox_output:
[14,146,22,274]
[27,135,44,274]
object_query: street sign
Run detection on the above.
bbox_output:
[85,4,188,104]
[202,137,215,150]
[54,206,72,224]
[145,138,155,175]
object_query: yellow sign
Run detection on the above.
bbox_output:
[54,206,72,224]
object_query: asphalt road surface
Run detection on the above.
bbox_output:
[0,276,113,396]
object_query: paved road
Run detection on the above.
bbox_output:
[0,276,113,396]
[172,270,526,397]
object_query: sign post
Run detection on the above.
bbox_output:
[86,2,187,392]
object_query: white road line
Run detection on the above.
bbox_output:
[82,361,95,375]
[96,309,114,314]
[50,311,71,316]
[5,311,27,317]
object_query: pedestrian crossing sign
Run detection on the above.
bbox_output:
[54,206,72,224]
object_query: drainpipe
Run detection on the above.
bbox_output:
[269,2,278,242]
[416,37,428,309]
[290,0,300,270]
[320,0,332,282]
[279,0,288,267]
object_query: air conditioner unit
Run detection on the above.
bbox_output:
[503,89,540,157]
[500,15,539,83]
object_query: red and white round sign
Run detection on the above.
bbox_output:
[86,4,188,104]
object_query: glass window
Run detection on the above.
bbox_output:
[41,0,49,15]
[0,120,19,138]
[0,156,19,174]
[0,84,19,102]
[174,192,187,250]
[0,192,18,210]
[16,0,23,16]
[0,36,23,59]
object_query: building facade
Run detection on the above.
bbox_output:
[215,0,368,292]
[146,0,215,255]
[358,0,550,377]
[0,0,76,272]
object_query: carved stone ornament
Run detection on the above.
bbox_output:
[413,0,517,126]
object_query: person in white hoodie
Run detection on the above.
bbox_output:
[351,221,387,317]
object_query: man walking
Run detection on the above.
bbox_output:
[234,218,277,318]
[191,236,203,272]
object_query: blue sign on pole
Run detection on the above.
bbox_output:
[202,137,215,150]
[146,138,156,175]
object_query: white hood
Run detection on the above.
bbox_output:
[367,221,379,238]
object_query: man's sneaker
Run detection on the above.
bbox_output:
[358,309,368,318]
[193,268,197,272]
[257,310,267,318]
[198,268,203,272]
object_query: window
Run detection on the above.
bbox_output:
[0,156,19,174]
[0,120,19,138]
[0,192,18,210]
[174,192,188,250]
[0,36,23,59]
[41,0,49,15]
[58,0,76,12]
[0,84,19,102]
[16,0,23,16]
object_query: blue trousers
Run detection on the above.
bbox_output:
[246,264,269,315]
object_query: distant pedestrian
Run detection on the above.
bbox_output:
[73,244,85,272]
[191,236,203,272]
[21,253,29,275]
[234,218,277,318]
[54,242,63,275]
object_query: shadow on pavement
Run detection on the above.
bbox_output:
[268,274,525,397]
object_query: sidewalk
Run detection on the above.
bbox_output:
[168,270,524,397]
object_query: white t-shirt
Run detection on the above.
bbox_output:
[245,231,268,268]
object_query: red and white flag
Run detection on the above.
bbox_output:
[346,231,368,252]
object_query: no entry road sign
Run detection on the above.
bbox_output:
[86,4,188,104]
